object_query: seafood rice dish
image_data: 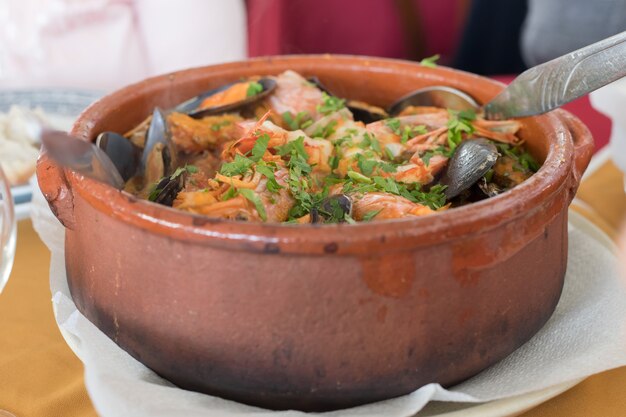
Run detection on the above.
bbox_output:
[96,70,538,224]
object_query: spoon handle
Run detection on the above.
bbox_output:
[484,30,626,120]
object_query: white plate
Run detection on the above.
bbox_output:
[0,88,102,217]
[415,209,614,417]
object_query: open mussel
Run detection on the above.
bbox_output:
[148,172,184,206]
[96,131,141,181]
[307,76,388,123]
[311,194,353,223]
[440,138,499,200]
[388,86,479,116]
[175,78,277,119]
[141,107,178,179]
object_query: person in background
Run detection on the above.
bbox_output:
[0,0,247,92]
[521,0,626,66]
[246,0,470,66]
[452,0,528,75]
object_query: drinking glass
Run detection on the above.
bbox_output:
[0,163,16,293]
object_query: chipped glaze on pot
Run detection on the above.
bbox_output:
[36,55,594,412]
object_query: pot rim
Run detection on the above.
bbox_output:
[65,55,576,253]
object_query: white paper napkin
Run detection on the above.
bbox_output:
[30,183,626,417]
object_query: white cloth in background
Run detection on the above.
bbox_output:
[29,179,626,417]
[590,80,626,192]
[0,0,247,92]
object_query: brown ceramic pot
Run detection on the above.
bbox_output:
[37,55,594,411]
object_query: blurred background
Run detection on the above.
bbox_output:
[1,0,624,91]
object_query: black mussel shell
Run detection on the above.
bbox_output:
[307,76,387,123]
[311,194,353,223]
[441,138,499,200]
[96,131,141,181]
[141,107,176,176]
[388,86,479,115]
[151,174,184,206]
[346,100,388,124]
[175,78,276,119]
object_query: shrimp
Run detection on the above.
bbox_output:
[221,111,288,162]
[267,70,326,125]
[351,192,438,221]
[472,118,522,144]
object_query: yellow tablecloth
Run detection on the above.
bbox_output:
[0,159,625,417]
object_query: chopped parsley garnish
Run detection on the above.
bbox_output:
[250,133,271,162]
[496,143,540,172]
[354,153,397,176]
[362,209,382,221]
[400,125,428,144]
[282,111,312,130]
[220,154,254,176]
[276,136,308,159]
[343,175,447,210]
[384,146,395,161]
[329,155,339,170]
[221,186,238,201]
[420,54,440,68]
[347,170,373,183]
[360,132,383,153]
[211,120,232,131]
[169,164,198,179]
[422,146,447,166]
[310,120,338,138]
[447,109,476,152]
[246,81,264,97]
[317,93,346,115]
[255,163,283,193]
[386,118,401,134]
[219,134,271,177]
[238,188,267,220]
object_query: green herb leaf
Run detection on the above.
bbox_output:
[246,81,264,97]
[220,154,254,176]
[238,188,267,221]
[446,109,476,152]
[250,133,271,162]
[357,156,378,176]
[311,119,338,138]
[401,125,428,144]
[329,155,339,170]
[221,187,238,201]
[362,209,382,221]
[386,118,401,135]
[282,111,312,130]
[211,120,232,131]
[347,170,372,183]
[256,164,283,193]
[317,93,346,115]
[420,54,440,68]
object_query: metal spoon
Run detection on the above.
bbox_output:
[391,30,626,119]
[388,86,478,115]
[40,129,125,189]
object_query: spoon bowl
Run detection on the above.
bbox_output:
[388,85,478,115]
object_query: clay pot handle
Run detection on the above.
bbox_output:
[36,152,76,229]
[556,109,595,201]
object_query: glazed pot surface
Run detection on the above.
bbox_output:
[37,55,593,411]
